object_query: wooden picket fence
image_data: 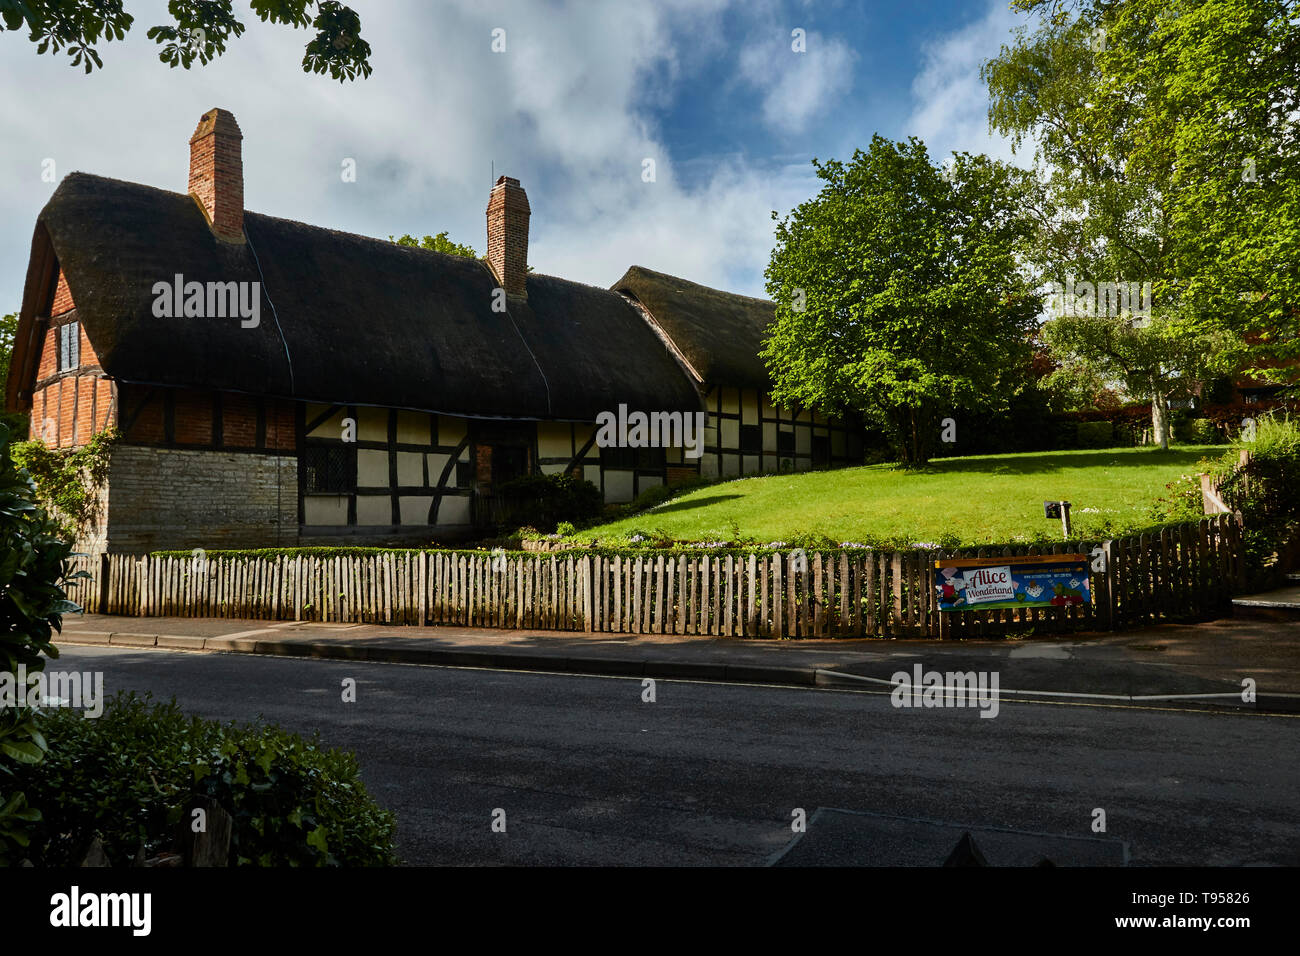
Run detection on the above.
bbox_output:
[62,514,1242,638]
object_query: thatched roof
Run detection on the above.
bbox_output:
[612,265,775,390]
[10,173,703,420]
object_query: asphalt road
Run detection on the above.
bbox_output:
[51,646,1300,866]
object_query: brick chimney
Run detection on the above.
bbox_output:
[486,175,530,299]
[188,108,244,242]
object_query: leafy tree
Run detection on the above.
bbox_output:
[989,1,1297,405]
[0,421,82,863]
[984,6,1253,447]
[0,0,372,80]
[0,312,28,438]
[763,135,1043,464]
[391,231,479,259]
[1043,313,1232,448]
[0,312,16,387]
[390,230,535,272]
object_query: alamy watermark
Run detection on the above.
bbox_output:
[151,274,260,328]
[890,664,1000,718]
[595,404,707,459]
[0,664,104,717]
[1045,277,1152,325]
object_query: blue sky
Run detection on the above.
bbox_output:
[0,0,1031,309]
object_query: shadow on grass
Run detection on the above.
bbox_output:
[909,448,1218,477]
[644,494,744,515]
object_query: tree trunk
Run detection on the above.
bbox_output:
[1150,389,1169,450]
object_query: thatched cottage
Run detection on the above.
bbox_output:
[4,108,862,551]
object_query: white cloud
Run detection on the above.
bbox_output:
[906,0,1028,166]
[0,0,798,308]
[738,27,856,136]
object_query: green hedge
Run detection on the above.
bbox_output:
[1075,420,1114,448]
[150,517,1221,562]
[14,693,397,866]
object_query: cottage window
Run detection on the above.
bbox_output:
[740,425,761,454]
[303,445,353,494]
[600,446,637,471]
[635,447,666,471]
[58,321,80,372]
[812,435,831,468]
[777,430,795,455]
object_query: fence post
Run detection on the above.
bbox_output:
[1099,540,1116,630]
[96,552,110,615]
[1233,512,1247,592]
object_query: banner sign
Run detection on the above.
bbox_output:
[935,554,1091,612]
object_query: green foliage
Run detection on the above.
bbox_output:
[493,473,603,532]
[763,135,1042,464]
[0,312,27,438]
[1180,417,1222,446]
[1213,414,1300,581]
[0,311,16,391]
[151,545,426,559]
[1,0,372,79]
[1146,469,1211,525]
[391,230,479,259]
[0,421,80,864]
[1093,0,1300,381]
[987,0,1298,438]
[1043,313,1233,448]
[984,7,1243,449]
[10,428,116,536]
[14,692,397,866]
[1075,420,1114,449]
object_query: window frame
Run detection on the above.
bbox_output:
[57,321,80,373]
[301,443,356,495]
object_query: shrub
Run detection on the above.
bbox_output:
[1181,418,1222,445]
[0,423,81,864]
[493,473,602,532]
[1213,413,1300,584]
[1147,468,1210,523]
[15,692,397,866]
[1075,420,1114,448]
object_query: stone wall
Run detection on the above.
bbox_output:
[103,444,298,552]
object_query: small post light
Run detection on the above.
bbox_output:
[1044,500,1072,539]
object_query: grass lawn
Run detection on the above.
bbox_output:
[580,445,1220,546]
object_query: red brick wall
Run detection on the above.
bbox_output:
[51,270,74,316]
[28,269,113,448]
[123,388,166,444]
[36,326,58,380]
[173,390,214,445]
[266,400,295,452]
[222,392,257,447]
[117,387,299,452]
[31,374,113,448]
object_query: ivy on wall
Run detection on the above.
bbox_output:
[9,429,117,537]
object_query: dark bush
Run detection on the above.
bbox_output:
[1076,420,1114,448]
[492,473,603,532]
[1180,417,1222,445]
[0,422,81,864]
[15,692,397,866]
[1213,415,1300,585]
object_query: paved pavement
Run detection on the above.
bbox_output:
[57,611,1300,706]
[51,645,1300,866]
